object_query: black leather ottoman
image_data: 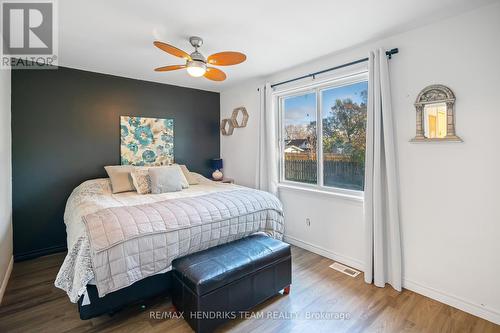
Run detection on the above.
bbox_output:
[171,234,292,333]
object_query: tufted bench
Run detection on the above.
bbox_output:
[171,234,292,333]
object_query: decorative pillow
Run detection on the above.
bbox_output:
[179,164,199,185]
[174,165,189,189]
[130,169,151,194]
[149,165,188,194]
[104,165,136,193]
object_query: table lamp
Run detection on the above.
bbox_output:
[211,158,223,181]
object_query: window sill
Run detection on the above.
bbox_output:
[277,183,364,203]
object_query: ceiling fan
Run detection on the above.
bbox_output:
[153,36,246,81]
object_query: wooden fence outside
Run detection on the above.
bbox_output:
[284,154,364,190]
[284,152,352,161]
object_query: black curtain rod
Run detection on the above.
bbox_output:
[271,48,399,89]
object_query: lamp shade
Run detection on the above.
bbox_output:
[211,158,223,170]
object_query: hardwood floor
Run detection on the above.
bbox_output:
[0,247,498,333]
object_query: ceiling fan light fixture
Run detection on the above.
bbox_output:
[186,60,207,77]
[154,36,246,82]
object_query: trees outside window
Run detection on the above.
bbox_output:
[280,79,367,191]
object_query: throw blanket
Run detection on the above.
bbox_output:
[83,189,284,297]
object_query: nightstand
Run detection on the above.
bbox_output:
[211,178,234,184]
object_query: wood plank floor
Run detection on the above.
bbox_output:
[0,247,498,333]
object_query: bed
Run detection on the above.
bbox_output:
[54,173,284,319]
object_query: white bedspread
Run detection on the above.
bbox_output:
[64,174,238,249]
[55,174,248,303]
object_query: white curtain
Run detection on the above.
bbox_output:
[256,83,279,195]
[364,49,402,291]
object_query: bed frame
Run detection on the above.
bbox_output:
[78,271,173,319]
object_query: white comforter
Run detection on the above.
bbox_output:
[64,174,238,248]
[55,174,242,303]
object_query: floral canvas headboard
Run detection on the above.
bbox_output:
[120,116,174,166]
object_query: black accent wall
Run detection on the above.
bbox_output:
[11,67,220,260]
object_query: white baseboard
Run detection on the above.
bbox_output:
[403,278,500,325]
[284,235,364,271]
[0,255,13,305]
[285,235,500,325]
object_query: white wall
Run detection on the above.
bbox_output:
[0,68,13,304]
[221,3,500,324]
[220,80,261,187]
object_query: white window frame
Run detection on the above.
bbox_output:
[275,70,368,199]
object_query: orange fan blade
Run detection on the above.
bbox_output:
[154,41,191,60]
[207,52,246,66]
[154,65,186,72]
[204,67,226,81]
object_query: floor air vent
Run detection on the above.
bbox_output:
[329,262,360,277]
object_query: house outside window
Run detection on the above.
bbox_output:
[277,72,368,195]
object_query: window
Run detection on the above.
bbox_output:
[279,73,368,193]
[282,92,317,184]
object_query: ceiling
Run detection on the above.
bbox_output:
[59,0,495,92]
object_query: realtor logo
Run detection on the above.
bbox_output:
[1,0,58,69]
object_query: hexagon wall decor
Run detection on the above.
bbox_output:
[220,118,234,136]
[230,107,249,128]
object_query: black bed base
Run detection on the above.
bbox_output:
[78,271,173,320]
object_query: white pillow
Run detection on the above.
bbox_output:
[178,164,199,185]
[149,165,189,194]
[104,165,136,193]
